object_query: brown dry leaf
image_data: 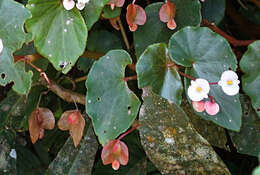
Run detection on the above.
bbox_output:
[28,108,41,144]
[58,110,76,131]
[38,108,55,130]
[70,112,85,147]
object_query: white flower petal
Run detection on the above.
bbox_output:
[63,0,75,10]
[222,84,239,96]
[0,38,3,54]
[78,0,90,3]
[220,70,238,81]
[76,2,85,10]
[196,78,210,93]
[187,78,210,101]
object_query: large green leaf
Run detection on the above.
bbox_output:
[0,130,16,175]
[26,0,88,74]
[45,122,98,175]
[82,0,110,30]
[169,26,242,131]
[139,87,231,175]
[0,0,31,52]
[201,0,226,25]
[0,48,33,94]
[86,50,141,145]
[229,95,260,157]
[240,40,260,118]
[134,1,201,58]
[136,43,183,105]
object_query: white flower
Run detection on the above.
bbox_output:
[78,0,89,3]
[63,0,75,10]
[76,2,85,10]
[187,78,210,102]
[218,70,240,96]
[0,38,3,54]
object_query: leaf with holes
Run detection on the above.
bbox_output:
[45,120,98,175]
[229,95,260,157]
[82,0,110,30]
[134,1,201,58]
[0,48,33,94]
[0,0,31,52]
[240,41,260,118]
[86,50,141,145]
[25,0,88,74]
[136,43,183,105]
[169,26,242,131]
[139,87,231,175]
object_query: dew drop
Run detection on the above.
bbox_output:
[64,29,67,32]
[88,99,91,103]
[30,4,34,7]
[48,54,52,57]
[106,56,110,59]
[113,126,117,130]
[47,40,51,44]
[229,119,232,122]
[234,100,237,102]
[70,18,74,21]
[66,20,70,25]
[14,25,17,29]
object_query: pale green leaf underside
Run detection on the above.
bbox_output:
[0,48,33,94]
[169,27,242,131]
[240,40,260,118]
[0,0,31,52]
[26,0,88,74]
[136,43,183,105]
[86,50,141,145]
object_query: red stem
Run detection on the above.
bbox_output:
[209,82,218,85]
[202,19,255,47]
[132,0,136,4]
[118,124,140,140]
[177,70,196,80]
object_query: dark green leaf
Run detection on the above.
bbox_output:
[76,57,94,73]
[136,43,183,104]
[86,50,141,145]
[229,95,260,157]
[169,26,242,131]
[26,0,88,73]
[134,1,201,58]
[139,87,231,175]
[102,6,121,19]
[240,40,260,118]
[82,0,110,30]
[201,0,226,25]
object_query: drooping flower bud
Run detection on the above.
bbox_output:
[159,1,177,30]
[126,3,146,32]
[192,101,205,112]
[107,0,125,10]
[205,101,220,115]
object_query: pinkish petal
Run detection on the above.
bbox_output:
[192,101,205,112]
[205,101,220,116]
[112,160,120,170]
[118,141,129,165]
[129,23,138,32]
[159,3,170,22]
[134,5,146,25]
[167,19,177,30]
[126,4,136,26]
[115,0,125,7]
[101,140,118,165]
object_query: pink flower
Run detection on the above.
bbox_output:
[101,140,129,170]
[159,1,177,30]
[205,101,220,115]
[126,3,146,32]
[192,101,205,112]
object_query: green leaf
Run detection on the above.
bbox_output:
[87,29,123,53]
[0,0,31,52]
[169,26,242,131]
[102,5,121,19]
[240,40,260,118]
[82,0,110,30]
[45,122,98,175]
[134,1,201,58]
[201,0,226,25]
[76,57,94,73]
[229,95,260,157]
[181,99,229,150]
[0,130,16,175]
[26,0,88,74]
[136,43,183,105]
[139,87,231,175]
[86,50,141,145]
[0,48,33,94]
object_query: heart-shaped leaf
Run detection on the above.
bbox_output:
[86,50,141,145]
[134,1,201,58]
[45,121,98,175]
[0,0,31,52]
[26,0,88,73]
[139,87,231,175]
[82,0,110,30]
[169,26,242,131]
[240,41,260,118]
[136,43,183,104]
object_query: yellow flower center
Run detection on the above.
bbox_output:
[227,80,233,85]
[196,87,202,92]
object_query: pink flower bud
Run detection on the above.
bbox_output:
[205,101,220,116]
[192,101,205,112]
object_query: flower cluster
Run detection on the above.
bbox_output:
[63,0,90,11]
[188,70,240,115]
